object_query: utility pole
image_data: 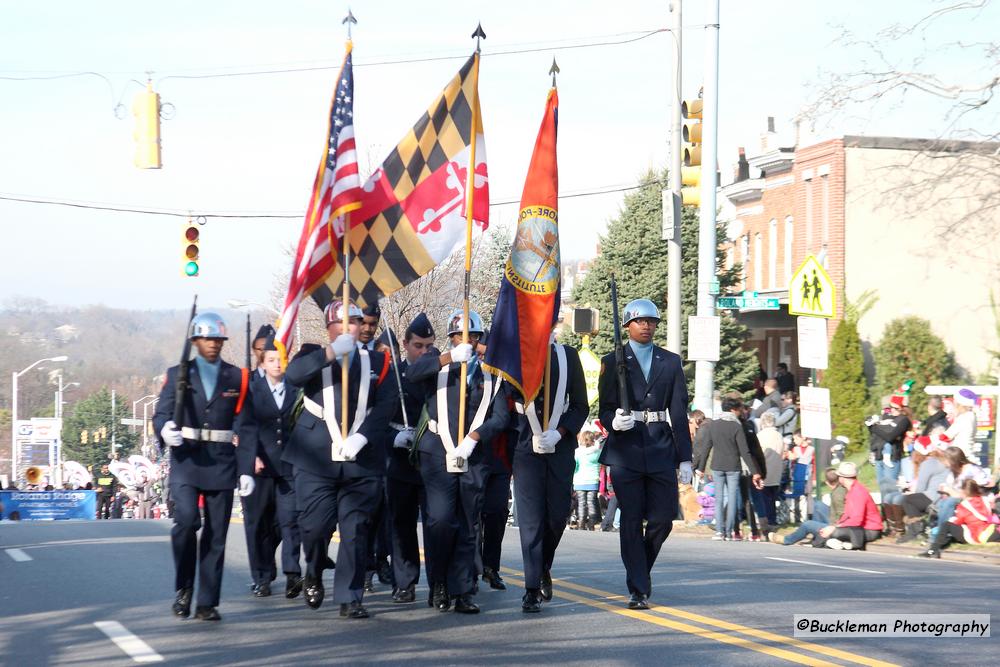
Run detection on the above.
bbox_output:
[693,0,720,415]
[665,0,683,355]
[111,389,117,459]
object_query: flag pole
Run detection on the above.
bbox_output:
[542,59,559,432]
[383,298,410,429]
[458,24,485,444]
[340,10,357,442]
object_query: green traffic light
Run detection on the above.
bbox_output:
[185,261,199,277]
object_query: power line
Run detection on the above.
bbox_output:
[0,182,658,221]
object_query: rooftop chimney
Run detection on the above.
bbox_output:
[736,147,750,182]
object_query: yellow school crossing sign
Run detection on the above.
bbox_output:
[788,254,836,318]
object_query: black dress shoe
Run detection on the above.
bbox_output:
[432,583,450,612]
[193,606,221,621]
[172,588,193,618]
[364,570,376,593]
[377,561,394,586]
[521,589,542,613]
[392,585,416,604]
[254,582,271,598]
[285,575,303,599]
[482,567,506,591]
[304,577,324,609]
[627,593,649,610]
[339,601,370,619]
[453,594,480,614]
[324,556,337,570]
[540,571,553,602]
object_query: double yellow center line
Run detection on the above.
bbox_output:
[501,567,899,667]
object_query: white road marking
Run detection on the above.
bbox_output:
[94,621,163,663]
[5,548,32,561]
[765,556,886,575]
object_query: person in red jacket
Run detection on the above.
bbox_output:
[919,479,1000,558]
[816,461,884,550]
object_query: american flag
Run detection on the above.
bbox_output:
[276,47,362,360]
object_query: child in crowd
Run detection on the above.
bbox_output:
[574,431,603,530]
[919,479,1000,558]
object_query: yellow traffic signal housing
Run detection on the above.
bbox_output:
[81,429,89,444]
[132,84,161,169]
[680,98,703,207]
[183,222,200,277]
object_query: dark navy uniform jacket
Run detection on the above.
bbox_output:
[153,359,246,491]
[510,344,590,460]
[407,350,511,464]
[386,359,425,485]
[597,343,692,474]
[281,343,395,479]
[236,373,299,480]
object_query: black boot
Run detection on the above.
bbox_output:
[172,587,193,618]
[253,581,271,598]
[917,547,941,558]
[392,584,416,603]
[522,589,542,613]
[377,561,394,586]
[304,576,324,609]
[432,583,450,612]
[339,601,370,619]
[896,518,924,544]
[285,575,303,599]
[453,594,480,614]
[482,567,506,591]
[364,570,375,592]
[628,593,649,610]
[193,606,221,621]
[540,571,553,602]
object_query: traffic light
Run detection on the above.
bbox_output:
[81,429,88,444]
[132,83,161,169]
[681,98,703,207]
[183,221,200,277]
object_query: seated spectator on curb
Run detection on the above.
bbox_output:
[894,439,951,544]
[919,480,1000,558]
[814,462,884,550]
[781,469,844,546]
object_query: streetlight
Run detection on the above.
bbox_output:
[12,355,68,480]
[54,375,80,419]
[141,396,160,459]
[132,394,157,432]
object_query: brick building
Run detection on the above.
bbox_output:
[719,125,1000,382]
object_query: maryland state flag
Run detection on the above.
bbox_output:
[312,53,489,308]
[483,88,559,401]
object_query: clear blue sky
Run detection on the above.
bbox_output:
[1,0,994,311]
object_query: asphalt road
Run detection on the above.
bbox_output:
[1,518,996,666]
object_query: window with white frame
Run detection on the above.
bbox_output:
[768,219,777,289]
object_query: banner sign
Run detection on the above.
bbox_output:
[0,490,96,520]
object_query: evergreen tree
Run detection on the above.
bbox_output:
[61,388,138,469]
[826,316,868,454]
[872,316,959,410]
[567,169,758,399]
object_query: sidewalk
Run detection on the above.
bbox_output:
[669,522,1000,567]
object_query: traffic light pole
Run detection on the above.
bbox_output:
[665,0,683,355]
[693,0,720,415]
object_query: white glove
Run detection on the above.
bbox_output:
[612,408,635,432]
[341,433,368,458]
[330,334,356,357]
[161,420,184,447]
[455,435,478,460]
[238,474,255,497]
[539,429,562,449]
[865,414,878,427]
[450,343,474,363]
[393,428,415,449]
[678,462,693,485]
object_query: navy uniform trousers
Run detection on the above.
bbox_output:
[171,484,234,607]
[365,489,393,579]
[386,457,429,591]
[242,474,301,584]
[420,445,486,597]
[296,468,382,604]
[610,466,679,596]
[512,448,575,589]
[478,466,511,575]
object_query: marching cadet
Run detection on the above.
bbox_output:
[252,324,276,377]
[407,309,511,614]
[384,313,435,604]
[598,299,692,610]
[358,303,381,351]
[510,330,589,612]
[282,300,395,619]
[236,337,304,600]
[478,419,513,594]
[154,312,254,622]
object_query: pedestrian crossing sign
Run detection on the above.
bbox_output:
[788,255,836,318]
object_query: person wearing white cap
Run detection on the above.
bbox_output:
[937,389,979,463]
[816,461,884,550]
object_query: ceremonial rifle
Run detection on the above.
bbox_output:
[245,313,251,370]
[609,275,630,413]
[172,296,198,427]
